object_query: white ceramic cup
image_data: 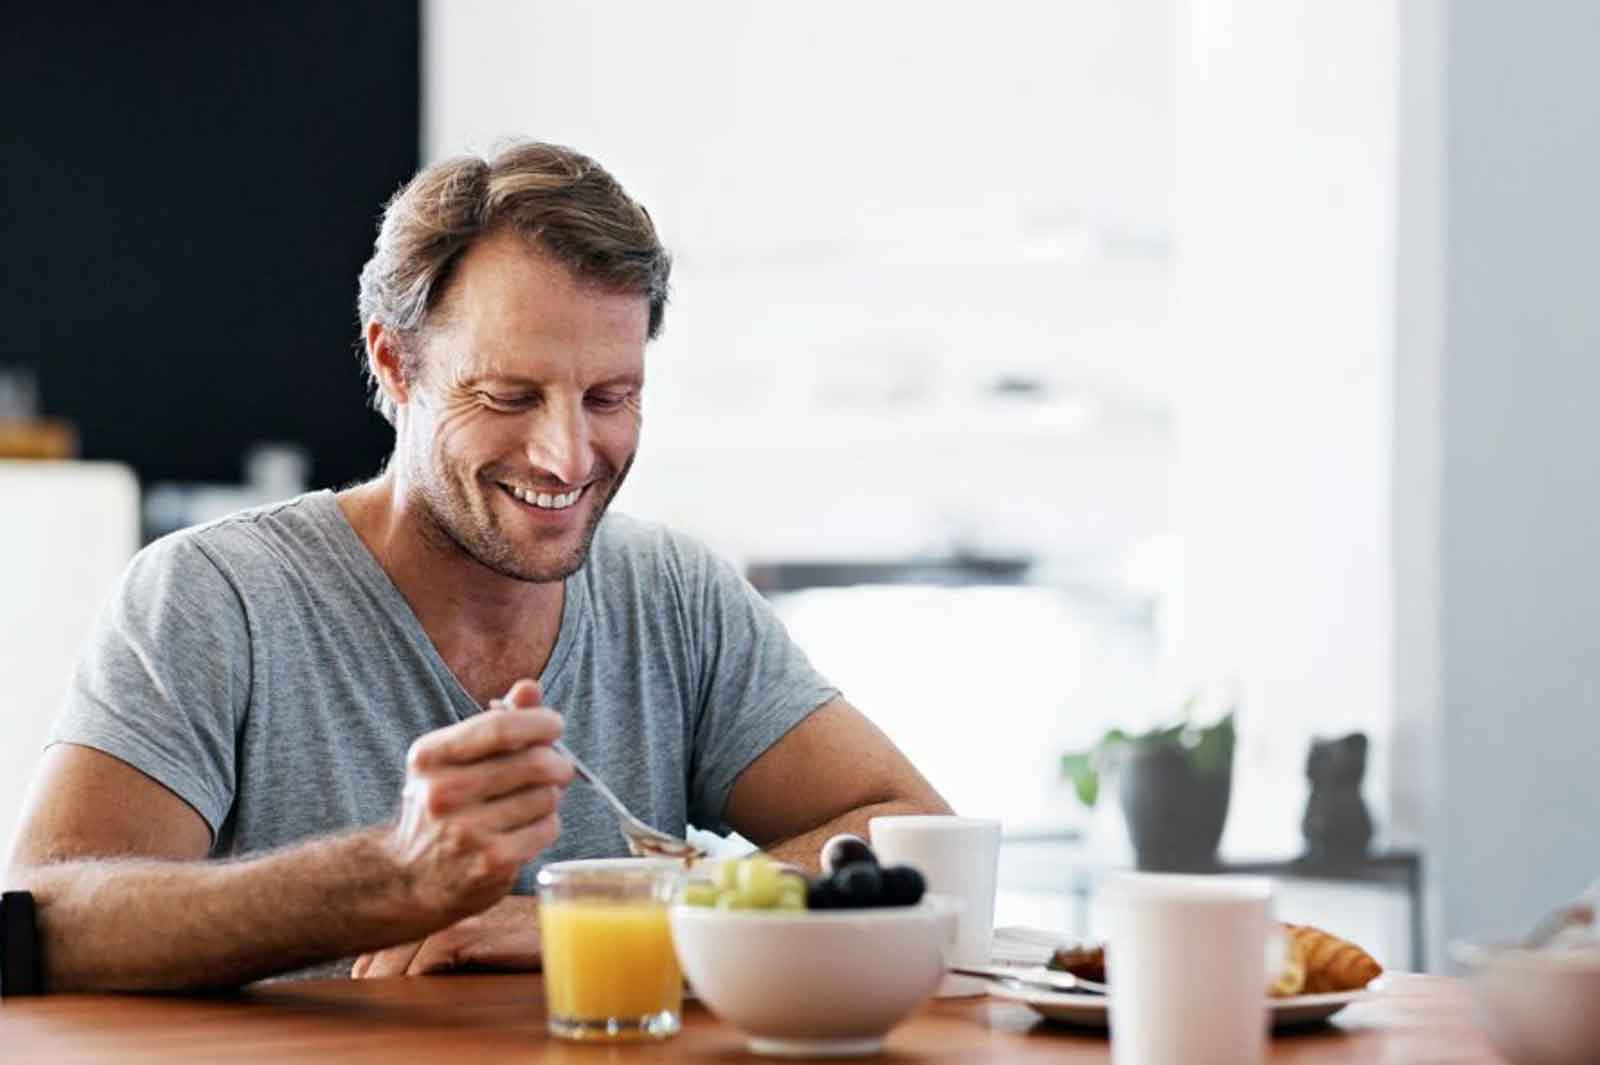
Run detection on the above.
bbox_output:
[869,815,1001,997]
[1099,873,1273,1065]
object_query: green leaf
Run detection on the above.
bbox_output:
[1187,711,1236,777]
[1136,722,1187,748]
[1061,752,1099,807]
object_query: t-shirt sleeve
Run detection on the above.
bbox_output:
[684,547,839,831]
[49,533,251,841]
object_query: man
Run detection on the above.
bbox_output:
[5,141,950,991]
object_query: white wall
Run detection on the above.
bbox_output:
[1169,0,1399,856]
[424,0,1178,565]
[1431,0,1600,947]
[1,462,139,861]
[1176,0,1600,965]
[425,2,1175,262]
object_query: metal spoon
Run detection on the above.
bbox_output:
[948,963,1110,996]
[488,699,705,862]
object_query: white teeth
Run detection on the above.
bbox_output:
[505,484,582,510]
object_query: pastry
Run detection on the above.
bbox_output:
[1047,922,1381,996]
[1282,923,1383,993]
[1046,943,1105,983]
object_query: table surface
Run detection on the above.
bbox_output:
[0,973,1507,1064]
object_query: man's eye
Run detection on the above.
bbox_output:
[477,391,535,410]
[586,392,631,411]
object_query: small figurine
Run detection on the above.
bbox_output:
[1301,733,1374,862]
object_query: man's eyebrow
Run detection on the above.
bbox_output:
[457,372,643,389]
[591,372,645,388]
[458,373,535,390]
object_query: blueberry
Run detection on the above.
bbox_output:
[880,865,926,906]
[820,833,878,875]
[833,861,884,907]
[806,876,844,910]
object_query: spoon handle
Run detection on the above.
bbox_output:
[552,739,628,818]
[485,699,630,818]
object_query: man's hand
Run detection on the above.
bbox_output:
[351,895,542,977]
[384,679,573,924]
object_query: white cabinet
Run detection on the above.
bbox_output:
[0,461,138,861]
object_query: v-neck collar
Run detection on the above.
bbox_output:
[309,489,586,718]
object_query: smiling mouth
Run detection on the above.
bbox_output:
[498,481,586,511]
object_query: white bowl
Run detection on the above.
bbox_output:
[1452,940,1600,1065]
[668,897,956,1058]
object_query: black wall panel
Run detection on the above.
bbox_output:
[2,1,420,486]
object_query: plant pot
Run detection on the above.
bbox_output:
[1113,744,1232,871]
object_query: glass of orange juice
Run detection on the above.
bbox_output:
[537,862,684,1041]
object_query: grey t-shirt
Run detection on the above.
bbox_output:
[53,489,836,892]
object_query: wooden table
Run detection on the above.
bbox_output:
[0,973,1506,1063]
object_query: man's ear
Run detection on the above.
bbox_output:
[366,320,412,411]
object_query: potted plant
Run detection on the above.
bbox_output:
[1061,704,1236,871]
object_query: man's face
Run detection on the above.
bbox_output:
[394,229,648,583]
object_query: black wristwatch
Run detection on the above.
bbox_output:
[0,891,43,997]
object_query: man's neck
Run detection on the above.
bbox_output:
[336,477,565,700]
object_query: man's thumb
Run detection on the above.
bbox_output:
[501,677,543,710]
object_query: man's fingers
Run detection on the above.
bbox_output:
[459,924,544,971]
[406,931,465,975]
[408,706,563,769]
[413,924,544,974]
[502,678,542,710]
[398,906,545,975]
[494,813,564,864]
[354,940,424,979]
[415,747,574,814]
[475,783,565,833]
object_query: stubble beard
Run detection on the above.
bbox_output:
[415,453,635,584]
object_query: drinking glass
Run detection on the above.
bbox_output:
[536,863,684,1041]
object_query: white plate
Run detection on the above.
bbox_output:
[988,978,1385,1031]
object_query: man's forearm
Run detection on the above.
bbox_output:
[762,797,953,873]
[15,827,443,992]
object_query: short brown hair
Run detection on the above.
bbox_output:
[356,140,672,423]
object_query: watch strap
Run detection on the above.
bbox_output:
[0,891,43,997]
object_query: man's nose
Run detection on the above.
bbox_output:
[525,396,589,484]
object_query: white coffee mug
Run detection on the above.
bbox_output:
[869,815,1001,997]
[1099,873,1273,1065]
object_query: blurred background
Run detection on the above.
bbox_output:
[4,0,1598,976]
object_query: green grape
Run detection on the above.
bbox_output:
[701,856,811,911]
[682,882,720,908]
[737,857,783,908]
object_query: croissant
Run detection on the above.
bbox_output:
[1049,923,1380,997]
[1281,923,1383,993]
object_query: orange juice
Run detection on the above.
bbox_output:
[539,899,683,1034]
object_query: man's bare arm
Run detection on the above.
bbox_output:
[5,680,572,991]
[723,697,952,872]
[17,812,430,991]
